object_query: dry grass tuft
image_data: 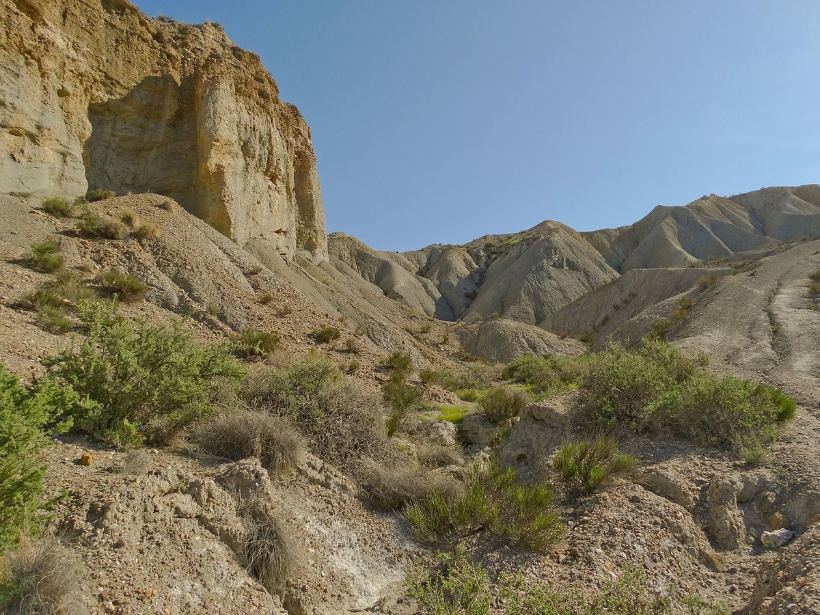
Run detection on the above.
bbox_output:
[416,444,464,468]
[358,458,463,511]
[132,223,159,240]
[195,410,305,476]
[1,537,86,614]
[238,497,300,596]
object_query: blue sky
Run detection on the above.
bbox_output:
[134,1,820,251]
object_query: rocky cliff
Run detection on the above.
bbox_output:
[0,0,326,260]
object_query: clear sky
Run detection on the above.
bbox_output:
[134,1,820,251]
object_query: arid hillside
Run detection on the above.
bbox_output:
[0,1,819,615]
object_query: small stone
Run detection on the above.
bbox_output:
[767,511,785,531]
[760,528,794,549]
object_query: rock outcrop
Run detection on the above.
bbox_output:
[0,0,326,260]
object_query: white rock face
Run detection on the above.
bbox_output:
[0,0,326,260]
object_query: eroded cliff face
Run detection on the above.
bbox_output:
[0,0,327,260]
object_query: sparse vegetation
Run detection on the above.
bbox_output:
[24,272,94,333]
[233,328,281,358]
[359,459,462,511]
[809,269,820,296]
[195,410,304,475]
[404,462,564,551]
[25,241,64,273]
[95,270,148,302]
[310,325,340,344]
[44,301,245,448]
[77,212,127,239]
[85,187,115,202]
[478,386,530,423]
[416,444,463,468]
[0,538,86,614]
[238,497,299,597]
[553,437,637,497]
[243,355,387,468]
[381,351,413,380]
[501,354,589,397]
[651,296,694,340]
[579,338,795,452]
[120,209,138,226]
[697,273,718,291]
[40,197,73,218]
[133,222,159,240]
[0,367,75,549]
[409,552,725,615]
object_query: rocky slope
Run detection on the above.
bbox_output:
[0,0,326,259]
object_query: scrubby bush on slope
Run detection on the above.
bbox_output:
[0,367,76,550]
[578,338,794,452]
[45,301,244,448]
[553,437,636,497]
[501,354,589,397]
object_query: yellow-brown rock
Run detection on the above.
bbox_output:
[0,0,326,260]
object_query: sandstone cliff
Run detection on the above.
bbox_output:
[0,0,326,259]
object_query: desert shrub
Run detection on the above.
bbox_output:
[345,359,361,374]
[77,213,127,239]
[808,270,820,296]
[44,271,94,305]
[405,462,564,552]
[417,444,464,468]
[244,354,340,418]
[359,459,463,511]
[479,386,530,424]
[344,338,360,354]
[310,326,340,344]
[553,437,636,497]
[258,292,274,305]
[119,209,138,226]
[697,273,718,291]
[24,272,94,334]
[579,339,794,452]
[237,497,299,597]
[244,358,388,469]
[25,241,63,273]
[116,449,153,475]
[654,374,795,450]
[40,197,73,218]
[95,270,147,302]
[132,222,159,240]
[381,351,413,382]
[409,554,725,615]
[85,188,115,202]
[382,380,421,410]
[579,338,696,430]
[233,329,280,358]
[44,301,244,448]
[437,405,468,423]
[0,367,76,550]
[502,354,588,397]
[456,388,480,402]
[195,410,304,475]
[0,538,86,614]
[650,296,695,340]
[408,549,492,615]
[34,304,72,334]
[419,368,443,386]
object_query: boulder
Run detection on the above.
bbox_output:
[761,528,795,549]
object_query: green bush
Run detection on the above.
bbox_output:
[234,329,281,358]
[553,437,636,497]
[41,197,74,218]
[501,354,588,397]
[478,386,530,424]
[0,367,76,550]
[651,296,695,340]
[408,549,492,615]
[404,462,564,552]
[310,326,340,344]
[25,241,63,273]
[44,301,244,448]
[437,405,468,423]
[95,270,147,302]
[24,272,94,334]
[85,188,116,202]
[456,388,480,402]
[244,354,340,418]
[579,339,794,453]
[77,213,127,239]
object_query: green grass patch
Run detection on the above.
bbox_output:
[501,354,589,398]
[437,405,468,423]
[25,241,63,273]
[40,197,73,217]
[478,386,530,424]
[95,270,147,302]
[233,329,280,358]
[553,437,637,497]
